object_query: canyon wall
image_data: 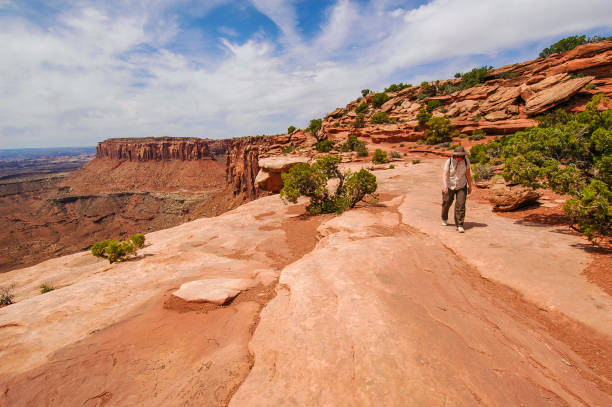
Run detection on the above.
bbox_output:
[96,137,231,161]
[1,138,240,273]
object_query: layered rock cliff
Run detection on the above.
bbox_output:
[222,41,612,199]
[1,138,240,273]
[96,137,231,161]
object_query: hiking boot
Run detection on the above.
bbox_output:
[457,226,465,233]
[441,220,448,226]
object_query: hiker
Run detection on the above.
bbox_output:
[441,146,472,233]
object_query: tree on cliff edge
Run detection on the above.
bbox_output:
[280,156,377,215]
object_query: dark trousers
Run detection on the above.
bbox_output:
[442,186,467,227]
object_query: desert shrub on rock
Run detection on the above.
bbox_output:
[315,139,335,152]
[384,83,411,92]
[417,108,432,126]
[372,149,389,164]
[280,156,377,215]
[477,94,611,239]
[91,234,146,263]
[0,284,15,307]
[307,118,322,137]
[40,283,55,294]
[287,125,296,134]
[353,113,365,128]
[355,102,368,114]
[361,89,371,97]
[473,163,494,181]
[370,112,389,124]
[341,135,367,156]
[424,116,453,144]
[371,92,390,108]
[539,35,611,58]
[426,99,442,112]
[457,67,490,89]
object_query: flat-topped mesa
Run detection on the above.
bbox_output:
[96,137,232,161]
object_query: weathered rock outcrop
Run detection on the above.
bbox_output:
[488,177,541,211]
[255,156,310,192]
[319,41,612,144]
[226,132,312,199]
[96,137,231,161]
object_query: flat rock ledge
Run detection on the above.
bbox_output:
[172,278,256,305]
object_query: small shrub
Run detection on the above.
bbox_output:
[354,113,365,128]
[315,139,335,152]
[372,149,389,164]
[307,118,322,136]
[355,102,368,114]
[424,117,453,144]
[469,129,486,140]
[563,180,611,239]
[440,107,448,113]
[0,284,15,307]
[457,67,490,89]
[399,143,405,147]
[333,122,341,127]
[584,83,597,90]
[390,151,401,159]
[287,125,296,134]
[283,145,294,154]
[361,89,371,97]
[472,113,482,122]
[426,99,442,113]
[417,108,432,126]
[473,163,494,181]
[131,233,145,248]
[40,283,55,294]
[384,83,412,92]
[341,135,367,157]
[371,92,390,108]
[370,112,389,124]
[280,156,377,215]
[389,164,395,169]
[412,159,421,164]
[91,234,145,264]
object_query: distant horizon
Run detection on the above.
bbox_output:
[2,0,612,149]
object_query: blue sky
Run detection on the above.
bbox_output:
[1,0,611,148]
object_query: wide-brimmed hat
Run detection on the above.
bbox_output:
[452,146,468,156]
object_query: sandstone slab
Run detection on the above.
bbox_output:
[172,278,256,305]
[488,178,541,211]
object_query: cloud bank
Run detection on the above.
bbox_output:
[1,0,611,148]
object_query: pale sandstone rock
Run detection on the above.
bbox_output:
[488,178,541,211]
[479,86,521,113]
[255,156,310,192]
[172,278,256,304]
[484,110,508,121]
[524,76,595,115]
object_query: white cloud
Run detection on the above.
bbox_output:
[1,0,611,148]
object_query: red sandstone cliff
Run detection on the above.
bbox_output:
[96,137,231,161]
[222,41,612,199]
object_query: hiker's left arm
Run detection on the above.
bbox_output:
[466,163,473,194]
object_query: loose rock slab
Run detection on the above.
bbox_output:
[172,278,256,305]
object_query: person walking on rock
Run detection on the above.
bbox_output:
[442,146,472,233]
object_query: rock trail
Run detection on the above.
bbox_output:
[0,160,610,406]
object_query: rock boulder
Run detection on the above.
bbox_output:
[488,178,541,211]
[172,278,256,305]
[255,156,310,192]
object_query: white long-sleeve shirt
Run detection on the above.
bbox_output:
[443,157,470,190]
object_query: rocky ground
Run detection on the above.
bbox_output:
[1,158,609,407]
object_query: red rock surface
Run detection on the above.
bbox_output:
[1,160,610,406]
